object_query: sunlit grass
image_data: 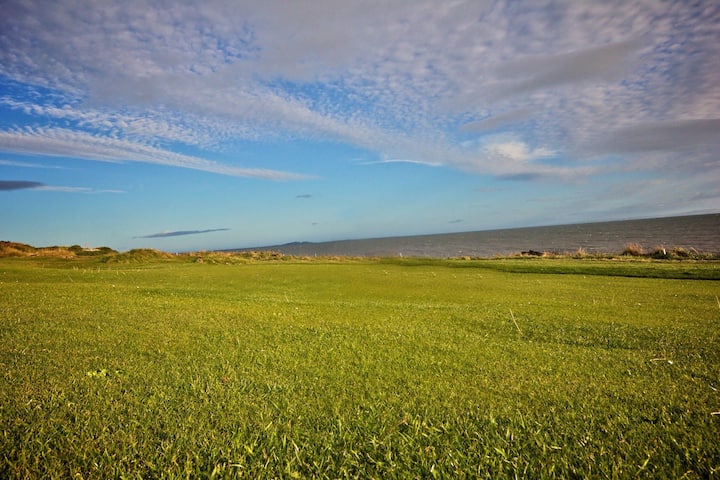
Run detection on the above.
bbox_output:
[1,257,719,478]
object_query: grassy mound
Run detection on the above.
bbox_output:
[0,241,116,258]
[0,241,38,257]
[102,248,176,263]
[186,250,288,264]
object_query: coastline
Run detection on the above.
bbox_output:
[225,213,720,258]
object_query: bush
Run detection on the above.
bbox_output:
[621,243,644,256]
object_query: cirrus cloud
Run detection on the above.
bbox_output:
[0,127,311,180]
[0,179,124,193]
[134,228,231,239]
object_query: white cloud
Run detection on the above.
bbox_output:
[0,158,64,168]
[0,0,718,184]
[0,127,311,180]
[358,157,444,168]
[0,96,219,147]
[485,141,554,164]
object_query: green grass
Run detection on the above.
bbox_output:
[1,257,719,478]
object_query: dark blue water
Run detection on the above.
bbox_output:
[234,213,720,258]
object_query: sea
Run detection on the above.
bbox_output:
[232,213,720,258]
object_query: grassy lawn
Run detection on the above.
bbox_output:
[1,256,719,478]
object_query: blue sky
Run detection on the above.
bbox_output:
[1,0,718,252]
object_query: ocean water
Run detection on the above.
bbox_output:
[238,213,720,258]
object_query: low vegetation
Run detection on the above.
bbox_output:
[0,241,117,259]
[617,242,715,260]
[1,244,719,478]
[3,240,718,263]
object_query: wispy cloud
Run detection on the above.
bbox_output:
[33,185,125,194]
[0,180,44,191]
[0,179,124,193]
[134,228,231,239]
[0,96,262,147]
[296,194,312,199]
[0,158,64,169]
[460,109,534,133]
[0,127,311,180]
[358,158,444,167]
[0,0,718,185]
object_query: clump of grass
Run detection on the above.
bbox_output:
[622,242,645,256]
[69,245,117,257]
[619,243,717,261]
[670,246,691,258]
[651,245,670,259]
[650,245,709,260]
[102,248,176,263]
[187,250,290,264]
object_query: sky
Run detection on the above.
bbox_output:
[1,0,719,252]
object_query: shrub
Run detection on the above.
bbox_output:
[0,241,37,257]
[103,248,175,263]
[669,246,691,259]
[621,243,644,256]
[651,245,669,259]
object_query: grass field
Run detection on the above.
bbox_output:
[1,255,719,478]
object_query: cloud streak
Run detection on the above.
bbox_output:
[359,158,444,168]
[0,158,65,169]
[33,185,125,194]
[0,127,311,180]
[0,180,44,191]
[134,228,231,239]
[460,109,534,133]
[0,179,124,193]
